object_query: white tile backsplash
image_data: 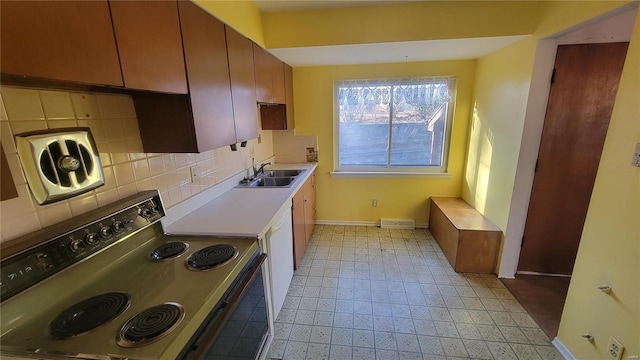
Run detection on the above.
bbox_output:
[0,86,275,243]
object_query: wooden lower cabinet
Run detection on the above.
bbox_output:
[293,171,316,269]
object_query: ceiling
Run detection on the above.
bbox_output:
[269,36,529,67]
[254,1,636,67]
[253,0,529,67]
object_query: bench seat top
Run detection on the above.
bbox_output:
[431,197,501,232]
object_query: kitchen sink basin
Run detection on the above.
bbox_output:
[263,169,303,177]
[237,176,297,188]
[236,168,305,188]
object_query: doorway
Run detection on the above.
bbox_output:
[517,42,629,276]
[507,41,629,339]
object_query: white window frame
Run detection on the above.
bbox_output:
[332,77,456,178]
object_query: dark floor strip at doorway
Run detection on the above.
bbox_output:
[501,274,570,339]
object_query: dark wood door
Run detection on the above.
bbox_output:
[1,1,122,86]
[226,26,259,143]
[178,1,235,151]
[110,0,188,94]
[518,43,629,275]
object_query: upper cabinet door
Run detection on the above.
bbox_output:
[0,1,122,86]
[178,1,235,151]
[271,57,286,104]
[284,63,295,129]
[253,44,273,103]
[110,0,188,94]
[226,26,259,143]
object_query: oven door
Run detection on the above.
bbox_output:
[180,250,269,360]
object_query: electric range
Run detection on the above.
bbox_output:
[0,190,269,360]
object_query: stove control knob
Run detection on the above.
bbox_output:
[99,227,113,239]
[139,208,151,218]
[85,233,100,246]
[70,239,85,253]
[112,221,125,233]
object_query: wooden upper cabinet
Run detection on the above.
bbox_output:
[226,26,259,143]
[0,0,122,86]
[253,44,273,103]
[109,0,188,94]
[253,44,286,104]
[178,1,235,150]
[134,0,236,153]
[284,63,296,129]
[271,58,286,104]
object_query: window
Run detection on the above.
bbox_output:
[334,77,455,175]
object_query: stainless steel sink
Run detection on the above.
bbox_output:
[237,176,297,188]
[236,168,305,188]
[263,170,303,177]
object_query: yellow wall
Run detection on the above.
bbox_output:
[557,5,640,358]
[535,1,632,36]
[262,1,540,48]
[460,1,639,358]
[194,0,265,46]
[293,60,476,224]
[461,37,537,230]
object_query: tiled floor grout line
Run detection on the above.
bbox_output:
[266,225,563,360]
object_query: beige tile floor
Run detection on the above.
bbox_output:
[266,225,564,360]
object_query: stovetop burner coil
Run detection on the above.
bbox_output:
[185,244,238,271]
[50,292,131,339]
[117,302,184,347]
[148,241,189,261]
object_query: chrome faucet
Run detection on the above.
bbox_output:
[253,162,271,178]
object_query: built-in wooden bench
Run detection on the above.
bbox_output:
[429,197,502,273]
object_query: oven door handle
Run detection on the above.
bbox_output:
[187,253,267,360]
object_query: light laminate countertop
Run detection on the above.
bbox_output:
[164,163,317,239]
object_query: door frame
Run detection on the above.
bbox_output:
[497,4,638,279]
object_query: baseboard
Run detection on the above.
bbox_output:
[552,337,576,360]
[315,220,429,229]
[315,220,379,227]
[517,271,572,278]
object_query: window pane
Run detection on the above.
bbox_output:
[336,79,452,171]
[390,83,448,166]
[338,85,390,166]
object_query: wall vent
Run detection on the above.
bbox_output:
[380,218,416,229]
[15,128,104,205]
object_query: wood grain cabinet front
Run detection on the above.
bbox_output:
[293,171,317,269]
[226,26,259,143]
[0,0,123,86]
[254,45,295,130]
[109,0,188,94]
[253,44,286,104]
[133,1,237,153]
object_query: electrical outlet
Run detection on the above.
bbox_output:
[608,336,624,360]
[372,199,378,207]
[190,166,201,183]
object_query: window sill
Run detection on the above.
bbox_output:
[330,171,452,179]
